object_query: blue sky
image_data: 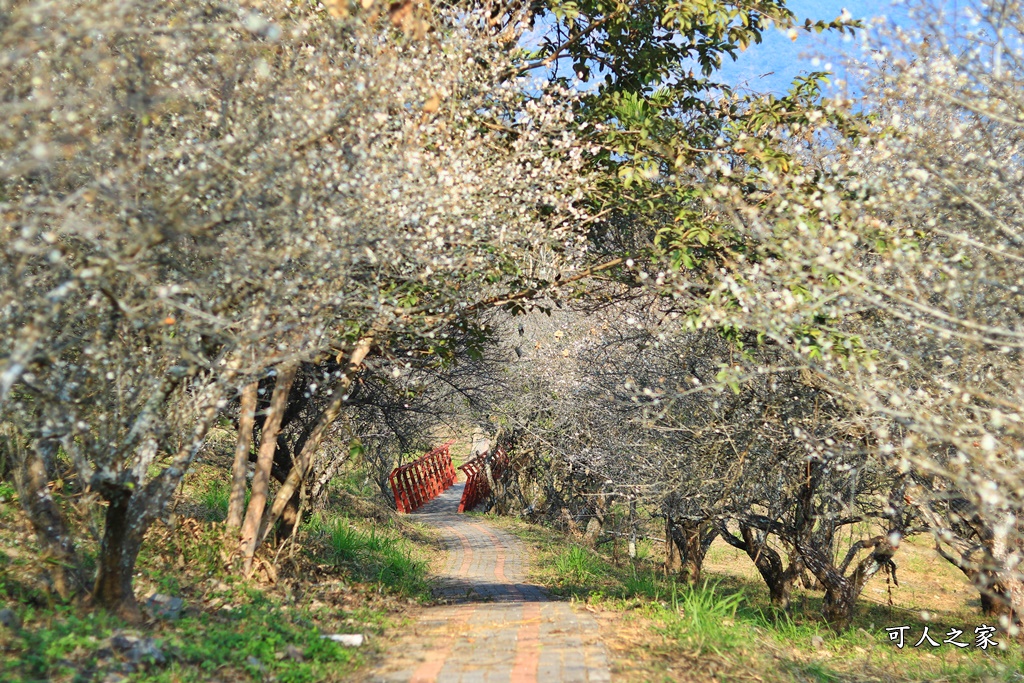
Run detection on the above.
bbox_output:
[521,1,920,96]
[714,1,911,94]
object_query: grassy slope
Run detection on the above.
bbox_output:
[0,457,441,683]
[480,513,1024,683]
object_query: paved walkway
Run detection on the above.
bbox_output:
[369,483,611,683]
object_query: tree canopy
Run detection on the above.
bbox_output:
[1,0,1022,637]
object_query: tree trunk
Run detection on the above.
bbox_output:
[92,416,222,619]
[276,486,303,541]
[797,535,895,630]
[980,587,1000,616]
[483,460,497,513]
[977,574,1024,624]
[667,519,717,584]
[92,488,145,622]
[739,525,798,609]
[797,539,858,630]
[308,453,345,510]
[718,522,801,609]
[665,517,682,574]
[820,581,858,631]
[226,381,258,528]
[935,542,1021,621]
[583,492,609,548]
[1006,579,1024,625]
[904,484,1020,622]
[966,569,1023,623]
[239,363,296,574]
[628,498,637,560]
[990,516,1024,624]
[254,330,379,549]
[91,382,226,618]
[12,437,82,600]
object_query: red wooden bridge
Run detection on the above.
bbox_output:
[388,441,509,514]
[388,441,457,514]
[456,446,508,513]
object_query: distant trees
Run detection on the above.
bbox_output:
[701,0,1024,628]
[494,302,907,628]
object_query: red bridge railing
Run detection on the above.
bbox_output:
[457,447,509,513]
[389,440,456,513]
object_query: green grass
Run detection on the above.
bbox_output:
[547,543,755,658]
[304,512,429,599]
[4,606,125,681]
[484,512,1024,683]
[157,589,359,683]
[0,588,363,683]
[554,545,603,585]
[0,460,440,683]
[655,580,746,655]
[197,478,230,522]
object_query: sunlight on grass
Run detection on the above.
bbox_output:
[304,512,428,599]
[197,478,230,522]
[487,513,1024,683]
[554,545,602,585]
[656,580,746,656]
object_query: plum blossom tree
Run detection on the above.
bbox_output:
[494,297,907,627]
[0,0,591,616]
[680,0,1024,629]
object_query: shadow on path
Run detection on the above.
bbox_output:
[368,482,611,683]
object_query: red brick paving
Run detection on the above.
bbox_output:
[369,483,611,683]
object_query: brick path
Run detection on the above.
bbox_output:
[369,483,611,683]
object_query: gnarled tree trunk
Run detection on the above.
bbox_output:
[88,386,226,618]
[93,487,145,621]
[666,517,718,585]
[797,534,897,630]
[720,523,802,609]
[665,516,682,574]
[908,485,1023,624]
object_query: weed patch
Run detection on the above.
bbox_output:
[654,581,745,656]
[197,478,230,523]
[554,545,602,585]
